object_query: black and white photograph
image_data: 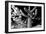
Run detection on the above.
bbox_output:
[5,1,45,33]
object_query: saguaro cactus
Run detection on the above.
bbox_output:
[24,6,37,28]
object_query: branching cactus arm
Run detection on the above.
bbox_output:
[32,9,37,19]
[35,9,37,16]
[30,7,36,12]
[12,5,15,10]
[20,9,29,17]
[20,9,25,16]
